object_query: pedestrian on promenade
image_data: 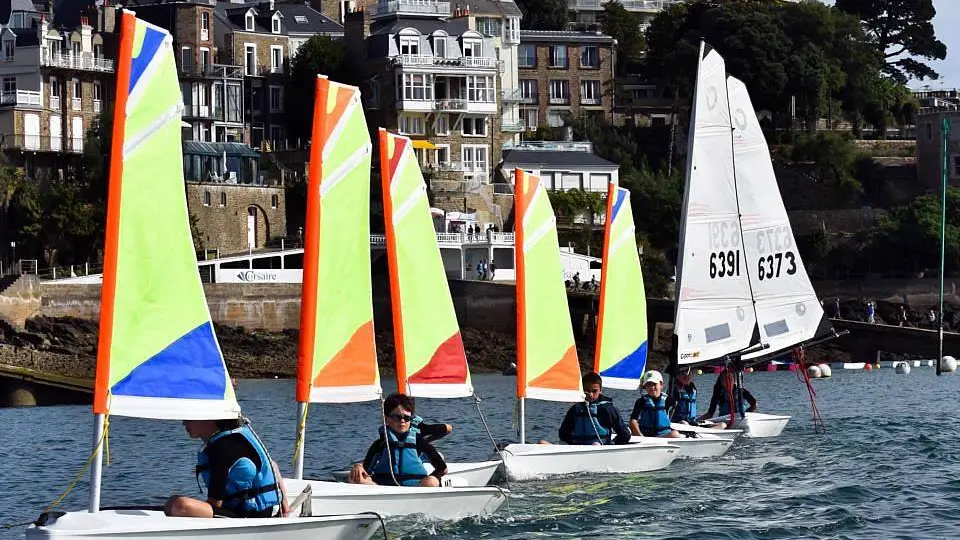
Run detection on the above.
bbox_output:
[489,261,496,280]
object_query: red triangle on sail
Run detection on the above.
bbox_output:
[318,81,354,143]
[386,134,408,180]
[408,331,468,384]
[528,345,581,391]
[313,320,377,387]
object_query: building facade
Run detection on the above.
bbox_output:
[568,0,680,29]
[516,30,614,130]
[916,109,960,190]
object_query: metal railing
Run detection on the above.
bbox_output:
[0,134,83,153]
[393,55,498,69]
[436,99,467,111]
[0,90,42,106]
[40,49,115,72]
[375,0,450,17]
[501,121,524,132]
[181,63,245,79]
[370,232,514,245]
[183,104,225,120]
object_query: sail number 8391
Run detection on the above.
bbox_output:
[709,250,740,278]
[757,251,797,280]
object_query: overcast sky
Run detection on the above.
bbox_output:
[818,0,959,90]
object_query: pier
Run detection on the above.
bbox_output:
[0,363,92,407]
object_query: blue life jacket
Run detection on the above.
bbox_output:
[369,426,428,487]
[672,385,697,423]
[195,424,281,517]
[637,394,672,437]
[570,400,612,445]
[717,387,744,417]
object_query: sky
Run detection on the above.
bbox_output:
[819,0,960,90]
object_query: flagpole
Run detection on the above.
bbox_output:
[938,117,951,376]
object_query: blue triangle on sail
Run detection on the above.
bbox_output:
[112,321,227,399]
[611,188,628,222]
[600,341,648,381]
[128,26,166,93]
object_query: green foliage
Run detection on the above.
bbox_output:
[790,132,862,204]
[513,0,569,30]
[873,188,960,274]
[835,0,947,83]
[619,165,683,252]
[285,36,347,142]
[601,2,644,74]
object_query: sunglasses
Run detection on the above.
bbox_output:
[388,413,413,422]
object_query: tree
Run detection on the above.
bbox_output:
[790,131,862,205]
[835,0,947,82]
[514,0,569,30]
[285,36,347,143]
[601,2,644,75]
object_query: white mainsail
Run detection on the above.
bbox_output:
[727,76,827,361]
[675,43,759,366]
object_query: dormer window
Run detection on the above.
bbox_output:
[245,10,255,31]
[3,39,14,62]
[432,33,446,58]
[271,12,281,34]
[398,30,419,56]
[294,15,307,23]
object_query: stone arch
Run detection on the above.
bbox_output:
[246,204,270,248]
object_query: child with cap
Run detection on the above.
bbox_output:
[630,370,682,438]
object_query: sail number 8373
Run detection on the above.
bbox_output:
[709,250,740,278]
[757,252,797,280]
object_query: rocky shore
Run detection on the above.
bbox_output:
[0,316,672,380]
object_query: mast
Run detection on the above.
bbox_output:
[89,9,135,513]
[938,117,951,376]
[514,167,527,444]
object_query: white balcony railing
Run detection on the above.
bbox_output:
[549,96,570,105]
[568,0,679,10]
[396,54,435,66]
[370,232,515,245]
[437,161,464,172]
[40,49,115,72]
[71,97,81,111]
[502,88,523,102]
[0,90,42,106]
[581,97,602,105]
[50,135,62,151]
[394,55,498,69]
[462,57,495,68]
[93,100,102,113]
[50,96,60,109]
[501,121,524,132]
[436,99,467,111]
[375,0,450,17]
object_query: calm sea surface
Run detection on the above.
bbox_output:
[3,369,960,539]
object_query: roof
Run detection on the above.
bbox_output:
[215,2,280,34]
[519,30,614,44]
[274,3,342,35]
[456,0,522,17]
[183,140,260,158]
[370,16,468,36]
[501,149,617,169]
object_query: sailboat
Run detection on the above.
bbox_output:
[284,76,506,521]
[26,13,383,540]
[593,182,733,457]
[497,170,678,481]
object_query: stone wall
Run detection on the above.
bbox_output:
[0,276,41,330]
[185,182,286,254]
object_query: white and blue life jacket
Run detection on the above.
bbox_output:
[369,427,428,487]
[637,394,672,437]
[195,424,281,517]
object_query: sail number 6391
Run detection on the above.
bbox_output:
[709,250,740,278]
[757,251,797,280]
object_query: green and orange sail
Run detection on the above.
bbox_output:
[295,76,379,404]
[515,170,583,402]
[379,129,472,398]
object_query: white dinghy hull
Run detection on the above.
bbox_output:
[707,412,790,438]
[25,509,383,540]
[670,422,743,440]
[628,435,733,459]
[285,479,507,521]
[498,440,678,481]
[329,460,502,486]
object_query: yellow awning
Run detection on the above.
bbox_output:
[411,139,437,150]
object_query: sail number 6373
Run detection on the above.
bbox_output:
[709,250,740,278]
[757,251,797,280]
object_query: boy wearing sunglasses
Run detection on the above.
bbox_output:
[348,393,447,487]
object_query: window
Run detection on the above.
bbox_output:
[462,39,481,58]
[271,194,279,209]
[0,76,13,96]
[580,80,601,105]
[519,79,537,101]
[461,117,487,137]
[93,44,103,58]
[560,172,582,190]
[475,17,501,37]
[72,41,80,57]
[399,73,433,101]
[226,83,242,122]
[204,191,211,205]
[200,12,210,40]
[71,78,81,110]
[466,75,493,102]
[461,145,488,173]
[270,46,283,73]
[3,39,13,61]
[295,15,308,23]
[518,43,535,68]
[220,192,227,207]
[269,85,283,112]
[580,45,599,68]
[399,35,419,56]
[434,113,449,135]
[435,144,449,166]
[245,11,255,31]
[244,44,256,76]
[50,77,60,97]
[433,36,446,58]
[398,114,425,135]
[93,81,102,112]
[549,45,567,68]
[549,79,569,104]
[199,48,210,71]
[521,108,538,129]
[272,13,281,34]
[181,46,192,72]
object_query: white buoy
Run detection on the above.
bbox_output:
[941,356,958,373]
[818,363,832,378]
[806,365,822,378]
[895,361,911,375]
[923,360,935,367]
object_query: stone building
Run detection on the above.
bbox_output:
[916,108,960,190]
[516,29,615,129]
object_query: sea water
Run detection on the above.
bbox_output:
[3,369,959,539]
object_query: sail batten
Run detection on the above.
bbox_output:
[296,77,380,404]
[380,129,472,398]
[515,170,583,402]
[594,183,647,389]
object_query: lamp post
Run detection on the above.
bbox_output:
[937,117,951,376]
[9,241,14,273]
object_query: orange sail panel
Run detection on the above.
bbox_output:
[296,77,379,404]
[514,170,583,402]
[380,129,473,399]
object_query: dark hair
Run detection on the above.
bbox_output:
[383,393,416,415]
[215,418,243,431]
[582,371,602,388]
